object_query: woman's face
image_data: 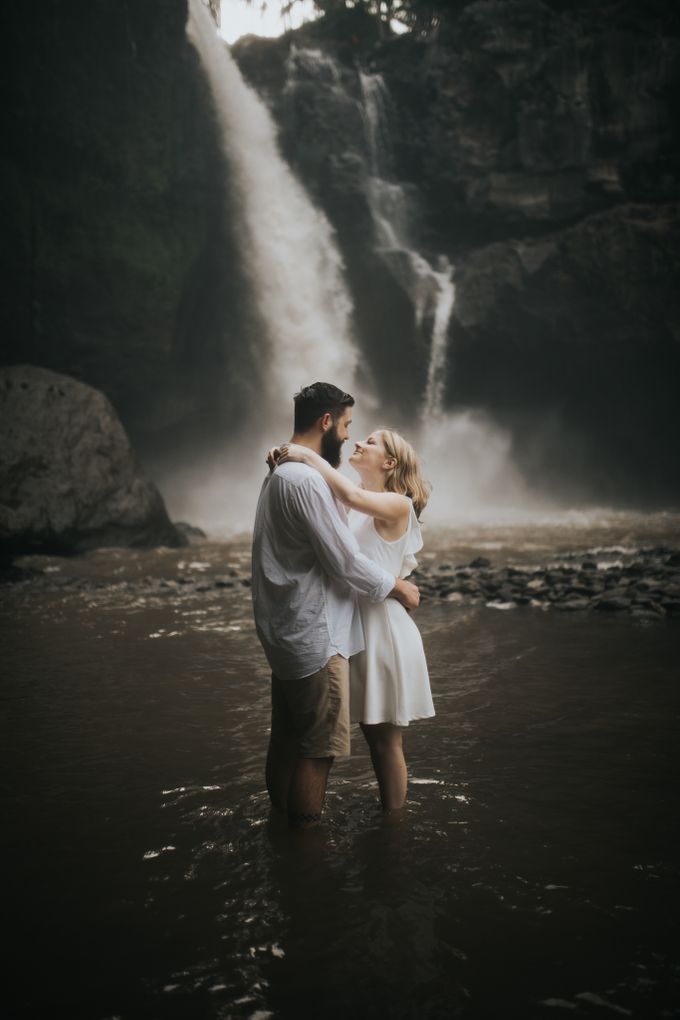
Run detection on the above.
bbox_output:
[349,431,392,475]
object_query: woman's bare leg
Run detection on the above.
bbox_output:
[360,723,407,810]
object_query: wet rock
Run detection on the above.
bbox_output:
[624,562,645,576]
[631,608,663,621]
[564,585,595,597]
[0,562,42,584]
[0,366,181,556]
[594,596,632,612]
[556,598,591,612]
[469,557,492,569]
[419,545,680,618]
[635,600,666,615]
[174,522,207,545]
[600,587,630,600]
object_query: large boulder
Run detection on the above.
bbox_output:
[0,366,182,555]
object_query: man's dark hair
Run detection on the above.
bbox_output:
[293,382,354,433]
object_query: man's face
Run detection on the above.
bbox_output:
[320,406,352,468]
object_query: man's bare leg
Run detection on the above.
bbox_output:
[287,756,333,827]
[361,723,407,811]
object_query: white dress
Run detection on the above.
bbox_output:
[349,501,435,726]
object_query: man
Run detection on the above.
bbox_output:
[252,381,420,827]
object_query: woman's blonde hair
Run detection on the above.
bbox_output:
[377,428,431,519]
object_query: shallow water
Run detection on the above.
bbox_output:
[2,516,680,1019]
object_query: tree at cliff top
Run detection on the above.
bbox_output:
[265,0,460,34]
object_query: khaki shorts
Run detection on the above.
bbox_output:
[271,653,351,758]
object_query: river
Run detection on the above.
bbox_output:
[2,513,679,1019]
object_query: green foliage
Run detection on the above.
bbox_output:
[256,0,468,35]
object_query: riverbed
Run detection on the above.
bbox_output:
[2,513,679,1019]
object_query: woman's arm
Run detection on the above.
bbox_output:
[276,444,409,523]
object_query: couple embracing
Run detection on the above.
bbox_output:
[251,382,434,828]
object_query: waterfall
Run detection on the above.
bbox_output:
[358,69,456,419]
[357,69,531,520]
[186,0,358,434]
[421,259,456,423]
[163,2,363,531]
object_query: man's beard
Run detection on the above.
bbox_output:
[321,424,343,468]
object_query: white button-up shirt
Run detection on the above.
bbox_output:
[252,462,395,680]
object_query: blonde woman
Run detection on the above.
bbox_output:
[274,429,435,811]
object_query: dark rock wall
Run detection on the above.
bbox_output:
[450,203,680,501]
[385,0,680,246]
[1,0,255,454]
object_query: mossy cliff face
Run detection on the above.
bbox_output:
[1,0,255,453]
[233,0,680,502]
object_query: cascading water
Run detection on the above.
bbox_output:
[358,69,456,415]
[356,68,531,520]
[165,2,363,530]
[187,0,358,419]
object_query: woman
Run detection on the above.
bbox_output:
[274,428,434,811]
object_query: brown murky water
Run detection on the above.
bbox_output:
[2,515,679,1019]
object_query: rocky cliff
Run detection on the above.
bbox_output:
[1,0,255,454]
[234,0,680,501]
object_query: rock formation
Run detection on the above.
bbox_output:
[233,0,680,501]
[0,366,181,555]
[0,0,256,451]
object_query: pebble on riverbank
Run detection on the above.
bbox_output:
[413,547,680,619]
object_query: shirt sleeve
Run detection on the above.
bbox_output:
[290,474,394,603]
